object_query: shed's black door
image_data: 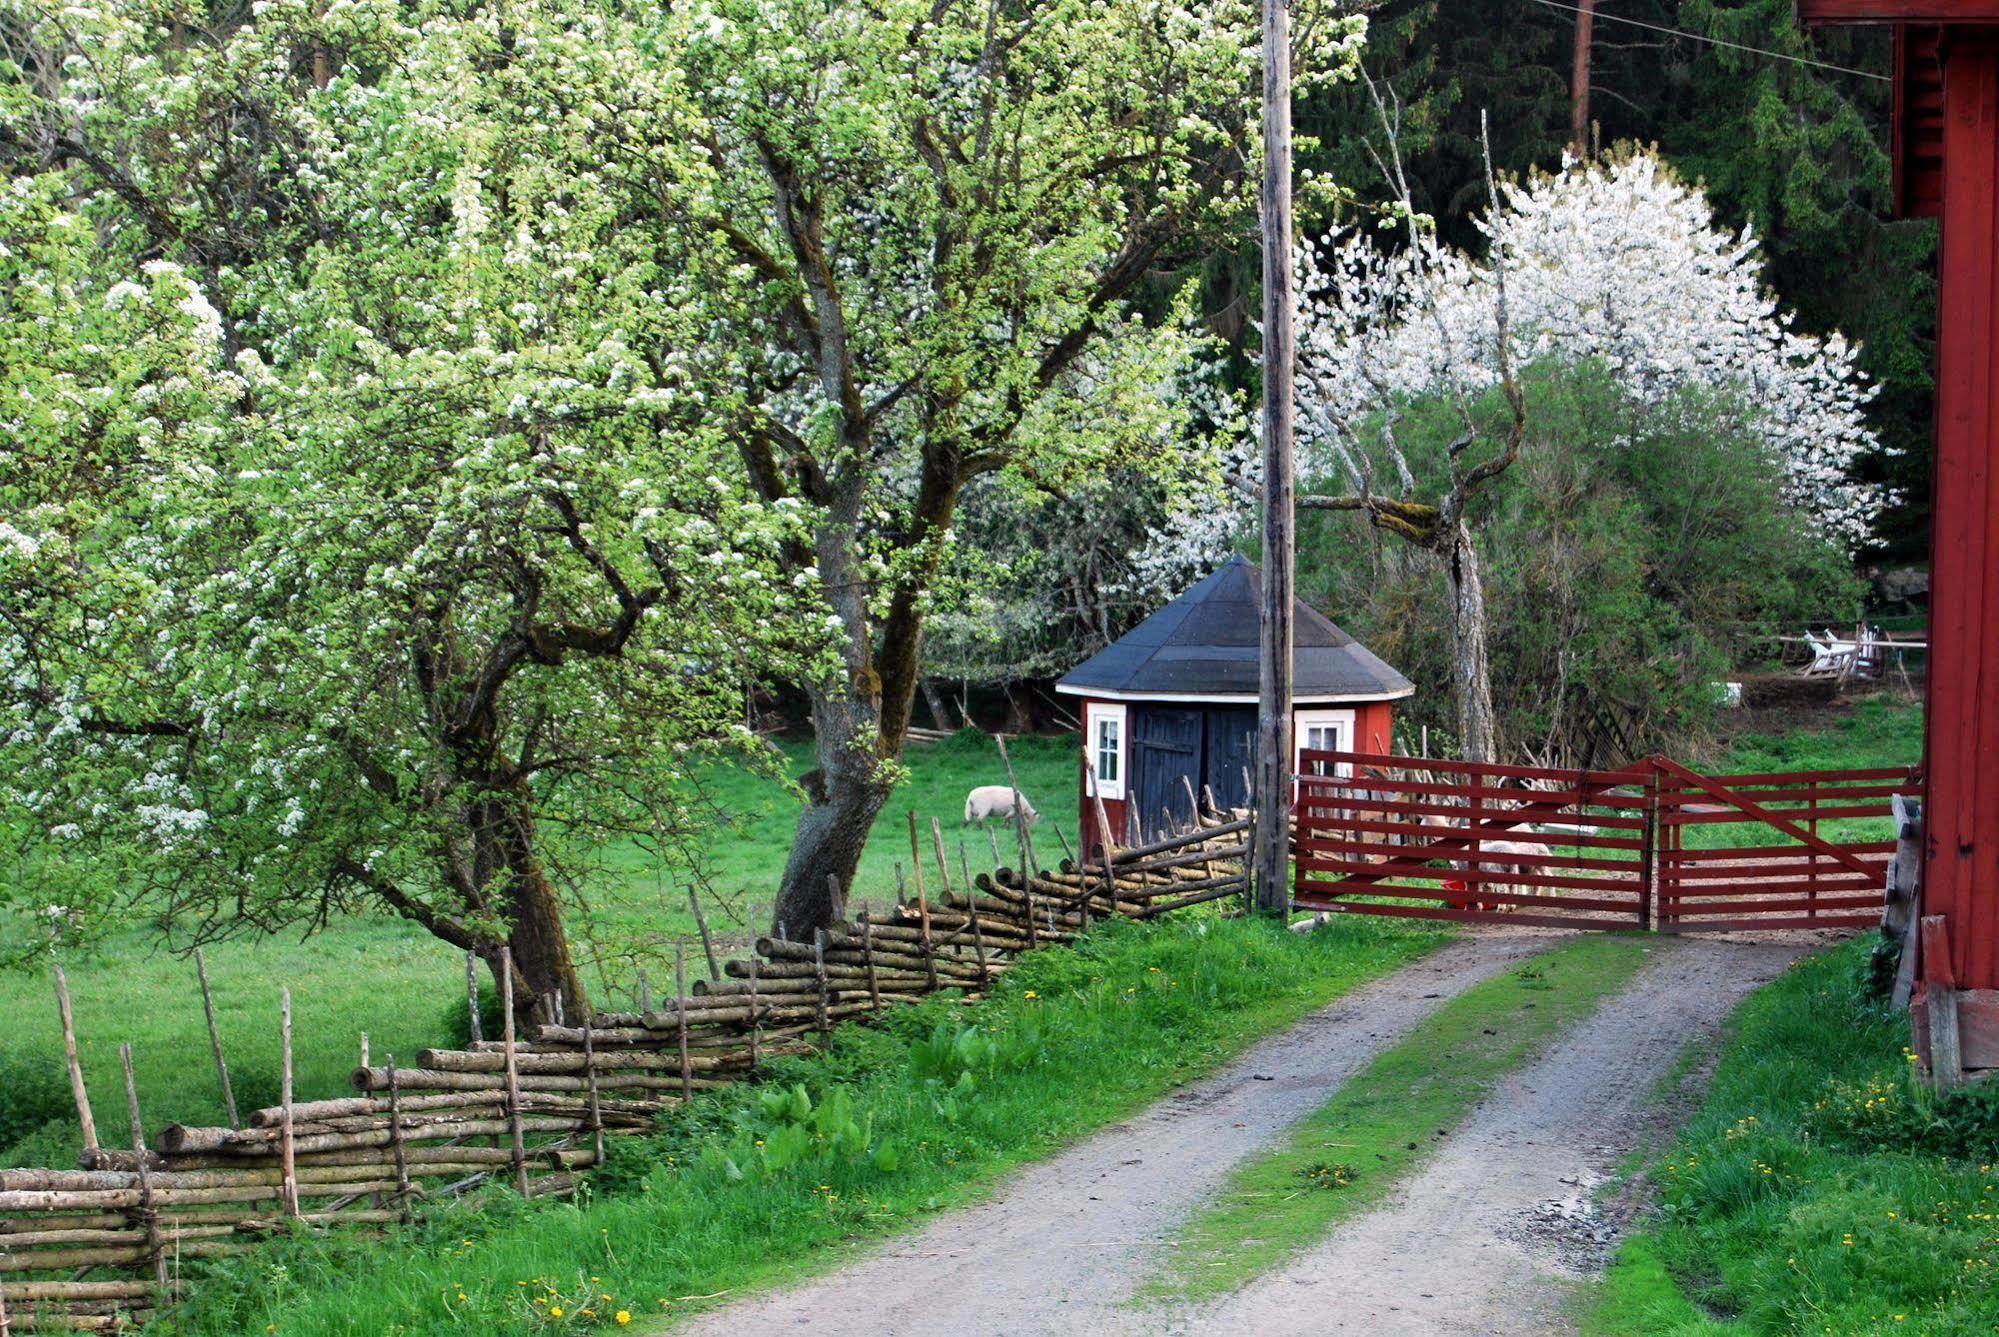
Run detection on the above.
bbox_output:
[1203,707,1257,814]
[1131,706,1203,841]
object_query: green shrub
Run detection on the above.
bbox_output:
[0,1049,73,1152]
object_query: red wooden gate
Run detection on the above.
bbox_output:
[1653,759,1922,932]
[1293,752,1656,930]
[1294,751,1919,933]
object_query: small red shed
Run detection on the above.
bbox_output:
[1055,555,1413,850]
[1799,1,1999,1075]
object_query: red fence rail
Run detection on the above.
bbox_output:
[1294,751,1919,934]
[1294,751,1656,931]
[1654,759,1921,933]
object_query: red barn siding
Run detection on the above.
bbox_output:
[1927,33,1999,990]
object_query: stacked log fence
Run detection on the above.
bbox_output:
[1,804,1247,1332]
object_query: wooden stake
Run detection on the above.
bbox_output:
[51,963,97,1153]
[279,989,299,1218]
[812,930,831,1042]
[746,951,762,1067]
[0,1266,10,1337]
[385,1055,411,1216]
[934,817,989,984]
[465,952,484,1045]
[637,968,652,1014]
[118,1043,169,1297]
[688,885,721,982]
[358,1032,369,1070]
[193,948,238,1129]
[674,941,692,1102]
[580,1012,605,1165]
[860,917,883,1010]
[500,950,528,1195]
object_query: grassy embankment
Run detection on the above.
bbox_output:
[0,731,1085,1168]
[1581,696,1999,1334]
[1145,933,1656,1302]
[156,915,1444,1334]
[1582,939,1998,1335]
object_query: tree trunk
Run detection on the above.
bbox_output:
[919,676,955,733]
[475,792,586,1026]
[772,696,891,939]
[1439,521,1498,764]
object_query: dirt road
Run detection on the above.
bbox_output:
[1165,936,1801,1335]
[670,933,1798,1336]
[671,932,1553,1336]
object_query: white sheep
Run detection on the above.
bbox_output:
[964,785,1038,827]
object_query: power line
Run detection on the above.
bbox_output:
[1521,0,1892,83]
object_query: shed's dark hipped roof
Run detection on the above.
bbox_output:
[1055,555,1413,702]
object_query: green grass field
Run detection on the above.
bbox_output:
[155,915,1444,1335]
[0,730,1086,1169]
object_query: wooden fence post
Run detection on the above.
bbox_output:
[746,950,762,1067]
[812,930,831,1042]
[465,951,484,1045]
[687,885,721,982]
[193,948,239,1129]
[580,1010,605,1166]
[860,917,882,1011]
[385,1054,410,1216]
[500,950,528,1195]
[117,1043,169,1299]
[51,963,97,1153]
[1638,765,1659,933]
[279,988,298,1218]
[674,941,692,1103]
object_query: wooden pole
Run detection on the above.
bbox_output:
[746,950,762,1067]
[637,968,652,1014]
[500,950,528,1195]
[687,885,720,982]
[1254,0,1294,917]
[117,1043,169,1298]
[358,1032,369,1070]
[860,917,883,1011]
[675,941,692,1102]
[812,930,830,1042]
[580,1011,605,1165]
[51,964,98,1154]
[1569,0,1596,154]
[385,1055,410,1216]
[279,989,299,1218]
[465,952,484,1045]
[193,948,238,1129]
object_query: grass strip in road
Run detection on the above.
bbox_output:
[157,914,1443,1335]
[1580,938,1999,1336]
[1143,933,1655,1304]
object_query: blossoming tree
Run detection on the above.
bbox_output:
[1,0,811,1015]
[4,0,1374,982]
[1291,142,1882,759]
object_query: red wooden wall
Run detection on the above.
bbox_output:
[1925,31,1999,991]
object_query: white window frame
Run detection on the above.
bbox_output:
[1085,702,1128,801]
[1294,708,1357,783]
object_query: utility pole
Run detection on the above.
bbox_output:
[1253,0,1295,916]
[1569,0,1596,154]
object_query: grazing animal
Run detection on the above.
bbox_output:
[964,785,1038,827]
[1475,837,1551,910]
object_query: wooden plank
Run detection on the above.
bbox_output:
[1298,748,1655,788]
[1295,899,1638,931]
[1956,990,1999,1069]
[1295,855,1641,895]
[1658,914,1880,934]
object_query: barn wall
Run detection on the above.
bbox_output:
[1926,34,1999,992]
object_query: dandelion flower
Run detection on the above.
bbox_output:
[617,1313,632,1325]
